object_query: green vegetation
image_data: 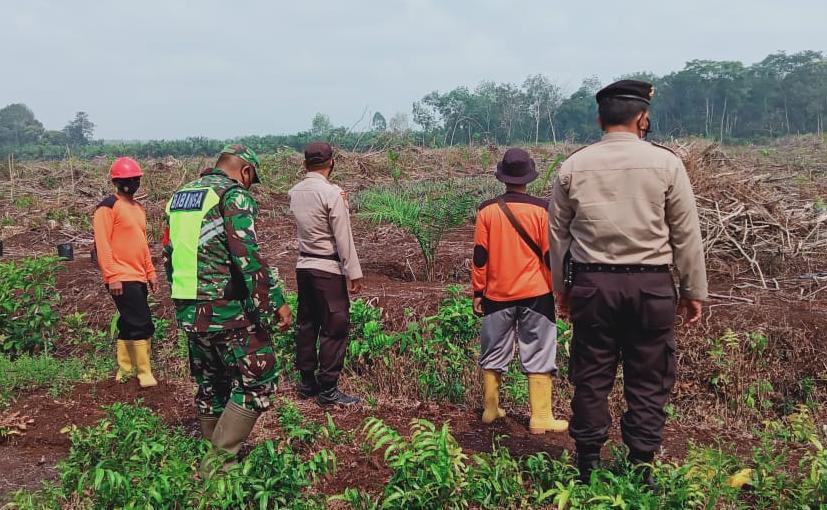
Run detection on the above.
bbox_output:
[0,256,62,356]
[0,354,110,407]
[356,180,491,279]
[339,408,827,510]
[402,286,479,402]
[7,403,336,510]
[8,402,827,509]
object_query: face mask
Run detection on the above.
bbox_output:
[116,177,141,195]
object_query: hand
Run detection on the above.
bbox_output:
[109,281,123,296]
[678,297,703,326]
[348,278,363,294]
[472,297,483,316]
[276,304,292,332]
[148,278,158,294]
[555,291,570,320]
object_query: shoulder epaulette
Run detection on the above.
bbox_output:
[650,142,679,157]
[96,195,117,209]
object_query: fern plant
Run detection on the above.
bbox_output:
[362,417,470,509]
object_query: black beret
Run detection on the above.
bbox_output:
[596,79,655,105]
[304,141,334,166]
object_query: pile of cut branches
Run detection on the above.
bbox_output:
[676,142,827,287]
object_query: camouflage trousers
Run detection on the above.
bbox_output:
[187,325,278,417]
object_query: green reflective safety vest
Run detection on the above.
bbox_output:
[165,172,240,301]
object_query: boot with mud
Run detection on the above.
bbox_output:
[199,415,219,442]
[527,373,568,434]
[481,369,506,424]
[131,339,158,388]
[200,401,260,477]
[115,340,135,382]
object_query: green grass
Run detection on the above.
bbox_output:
[0,353,113,407]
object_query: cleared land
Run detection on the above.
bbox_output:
[1,137,826,508]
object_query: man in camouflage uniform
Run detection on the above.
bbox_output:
[163,144,291,470]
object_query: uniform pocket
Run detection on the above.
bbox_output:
[640,287,676,331]
[569,285,598,325]
[663,338,677,391]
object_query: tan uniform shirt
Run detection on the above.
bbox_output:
[289,172,363,280]
[549,132,708,300]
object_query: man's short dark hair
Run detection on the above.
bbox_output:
[598,98,648,126]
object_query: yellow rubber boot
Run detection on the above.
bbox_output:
[132,339,158,388]
[482,370,506,424]
[528,373,568,434]
[115,340,135,382]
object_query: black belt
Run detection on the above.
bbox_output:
[300,251,341,262]
[572,263,671,274]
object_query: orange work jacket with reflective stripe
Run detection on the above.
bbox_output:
[472,192,552,302]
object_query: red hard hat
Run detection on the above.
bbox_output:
[109,157,143,178]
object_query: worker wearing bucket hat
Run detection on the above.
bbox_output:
[473,148,568,435]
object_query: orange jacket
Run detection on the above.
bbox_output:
[93,195,156,284]
[472,192,552,302]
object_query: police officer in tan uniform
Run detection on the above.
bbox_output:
[289,142,363,406]
[548,80,707,484]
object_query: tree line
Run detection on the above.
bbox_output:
[1,50,825,160]
[412,50,827,145]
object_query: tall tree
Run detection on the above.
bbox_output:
[310,113,333,137]
[371,112,387,132]
[523,74,563,143]
[388,112,410,133]
[63,111,95,146]
[0,103,44,147]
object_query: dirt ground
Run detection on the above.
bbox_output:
[1,141,826,500]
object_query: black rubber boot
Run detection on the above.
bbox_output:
[318,385,360,406]
[298,371,320,399]
[576,446,601,484]
[628,450,656,490]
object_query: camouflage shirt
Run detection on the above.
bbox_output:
[164,168,285,333]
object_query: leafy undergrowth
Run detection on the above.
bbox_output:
[5,403,335,510]
[6,403,827,510]
[0,353,112,408]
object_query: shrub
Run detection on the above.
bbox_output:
[8,403,335,510]
[347,299,396,368]
[402,286,480,403]
[0,256,62,356]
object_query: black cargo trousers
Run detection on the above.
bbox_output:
[568,270,677,455]
[295,268,351,389]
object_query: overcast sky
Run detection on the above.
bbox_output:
[2,0,824,140]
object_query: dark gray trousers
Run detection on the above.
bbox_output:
[568,271,677,454]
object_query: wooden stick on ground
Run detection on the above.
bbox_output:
[708,292,755,304]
